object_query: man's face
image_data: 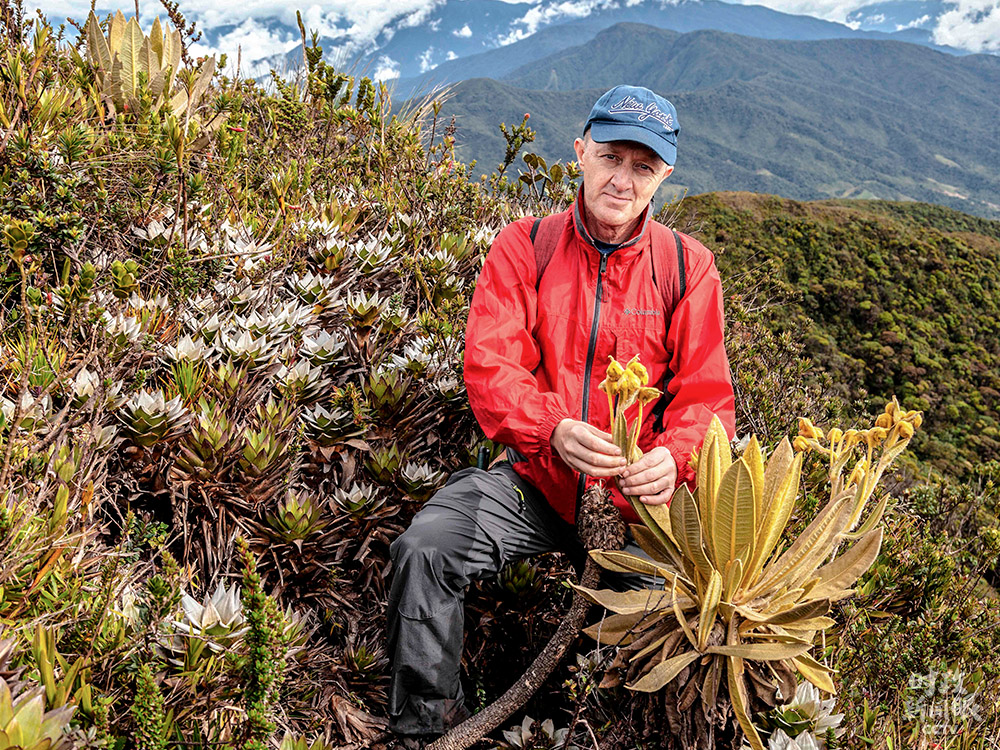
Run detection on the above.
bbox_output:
[573,134,674,235]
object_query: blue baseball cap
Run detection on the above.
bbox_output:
[584,85,680,166]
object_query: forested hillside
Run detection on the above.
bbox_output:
[673,193,1000,476]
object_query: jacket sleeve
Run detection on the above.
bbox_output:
[649,234,736,486]
[463,219,574,459]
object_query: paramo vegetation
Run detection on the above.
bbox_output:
[0,3,998,749]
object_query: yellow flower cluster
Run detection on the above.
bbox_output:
[598,355,660,413]
[793,398,922,457]
[600,355,661,464]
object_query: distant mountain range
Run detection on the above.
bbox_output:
[425,23,1000,219]
[388,0,960,99]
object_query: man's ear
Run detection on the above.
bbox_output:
[573,137,586,166]
[653,164,674,191]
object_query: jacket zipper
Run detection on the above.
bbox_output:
[575,250,611,509]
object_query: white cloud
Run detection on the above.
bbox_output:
[896,13,931,30]
[188,18,299,76]
[724,0,995,53]
[498,0,619,45]
[446,50,458,59]
[726,0,880,26]
[419,46,437,72]
[372,55,400,80]
[864,12,886,24]
[453,23,472,36]
[34,0,447,69]
[933,0,1000,51]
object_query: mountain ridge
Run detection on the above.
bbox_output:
[385,0,965,97]
[433,24,1000,218]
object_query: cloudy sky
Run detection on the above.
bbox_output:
[32,0,1000,75]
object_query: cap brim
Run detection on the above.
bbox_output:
[588,121,677,166]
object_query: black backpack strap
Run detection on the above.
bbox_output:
[674,230,686,299]
[530,214,564,290]
[650,227,688,432]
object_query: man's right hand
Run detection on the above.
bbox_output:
[550,418,626,477]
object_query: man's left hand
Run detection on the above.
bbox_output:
[617,446,677,505]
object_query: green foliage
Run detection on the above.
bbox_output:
[237,538,288,749]
[832,464,1000,745]
[131,662,168,750]
[675,192,1000,478]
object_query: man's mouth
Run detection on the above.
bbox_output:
[603,194,630,205]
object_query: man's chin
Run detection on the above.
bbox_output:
[591,207,633,229]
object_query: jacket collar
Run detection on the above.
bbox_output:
[572,185,653,257]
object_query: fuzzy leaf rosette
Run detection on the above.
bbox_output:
[577,389,921,749]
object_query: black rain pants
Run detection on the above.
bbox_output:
[386,461,659,736]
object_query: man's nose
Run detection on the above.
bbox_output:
[610,164,631,192]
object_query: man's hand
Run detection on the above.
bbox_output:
[550,418,626,477]
[617,446,677,505]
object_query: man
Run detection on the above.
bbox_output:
[386,84,735,745]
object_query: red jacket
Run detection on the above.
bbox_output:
[464,198,735,524]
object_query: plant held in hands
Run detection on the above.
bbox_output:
[578,398,922,749]
[599,354,661,464]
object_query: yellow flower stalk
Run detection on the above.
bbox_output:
[797,417,824,441]
[602,355,661,467]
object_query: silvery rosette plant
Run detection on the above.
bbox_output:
[759,681,844,749]
[1,392,52,433]
[353,236,394,277]
[119,389,190,447]
[217,330,276,371]
[276,361,331,406]
[102,311,142,350]
[163,334,212,363]
[162,582,247,670]
[333,482,385,521]
[498,716,577,750]
[301,404,365,450]
[580,356,922,749]
[344,290,382,328]
[300,330,347,367]
[289,271,338,307]
[398,461,448,502]
[267,489,329,542]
